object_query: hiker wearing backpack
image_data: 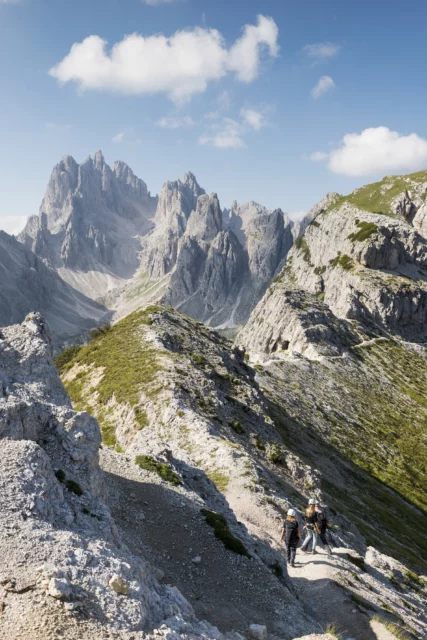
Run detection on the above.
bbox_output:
[280,508,300,567]
[300,499,318,554]
[315,501,333,555]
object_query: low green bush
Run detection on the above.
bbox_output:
[135,455,181,486]
[201,509,249,557]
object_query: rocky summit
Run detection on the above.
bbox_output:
[1,166,427,640]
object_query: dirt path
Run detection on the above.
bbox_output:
[288,549,396,640]
[100,449,313,639]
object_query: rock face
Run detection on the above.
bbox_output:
[240,199,427,355]
[163,195,293,328]
[141,171,205,280]
[0,231,107,346]
[0,313,253,640]
[19,151,158,298]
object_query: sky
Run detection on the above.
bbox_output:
[1,0,427,234]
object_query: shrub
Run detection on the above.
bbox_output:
[201,509,249,557]
[135,407,148,429]
[192,354,206,366]
[228,419,244,434]
[403,569,425,590]
[272,561,283,578]
[348,221,378,243]
[135,455,181,486]
[254,435,265,450]
[268,444,283,464]
[66,480,83,496]
[55,469,66,483]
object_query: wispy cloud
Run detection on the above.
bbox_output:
[310,126,427,177]
[112,132,125,143]
[155,116,195,129]
[199,118,245,149]
[49,16,279,104]
[303,42,340,61]
[308,151,328,162]
[311,75,335,99]
[240,108,265,131]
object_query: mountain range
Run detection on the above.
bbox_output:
[1,157,427,639]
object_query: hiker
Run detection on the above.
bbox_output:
[280,508,300,567]
[315,501,333,555]
[300,499,318,554]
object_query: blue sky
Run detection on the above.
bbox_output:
[1,0,427,233]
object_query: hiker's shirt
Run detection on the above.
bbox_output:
[284,520,299,547]
[305,513,317,530]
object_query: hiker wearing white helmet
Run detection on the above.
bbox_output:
[300,499,318,554]
[280,508,300,567]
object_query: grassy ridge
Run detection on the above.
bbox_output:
[327,169,427,217]
[56,306,163,447]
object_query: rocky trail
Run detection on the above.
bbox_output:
[101,448,305,638]
[288,549,409,640]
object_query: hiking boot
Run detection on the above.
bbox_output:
[291,562,295,567]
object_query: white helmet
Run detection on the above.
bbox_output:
[308,498,316,505]
[287,508,297,517]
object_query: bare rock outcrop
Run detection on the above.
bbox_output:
[0,313,243,639]
[19,151,158,298]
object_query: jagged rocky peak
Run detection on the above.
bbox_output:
[18,151,158,298]
[154,170,205,225]
[185,192,222,242]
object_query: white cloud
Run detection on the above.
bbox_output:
[0,216,28,235]
[303,42,340,60]
[311,75,335,99]
[309,151,328,162]
[155,116,194,129]
[324,126,427,177]
[112,131,125,143]
[240,108,265,131]
[199,118,245,149]
[49,15,279,104]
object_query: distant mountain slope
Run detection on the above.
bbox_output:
[18,151,158,299]
[0,230,107,345]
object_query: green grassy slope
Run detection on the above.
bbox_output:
[327,169,427,217]
[260,337,427,572]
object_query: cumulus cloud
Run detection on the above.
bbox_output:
[199,118,245,149]
[303,42,340,60]
[112,132,125,143]
[0,216,28,235]
[324,126,427,177]
[311,75,335,99]
[49,15,279,104]
[155,116,195,129]
[240,108,265,131]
